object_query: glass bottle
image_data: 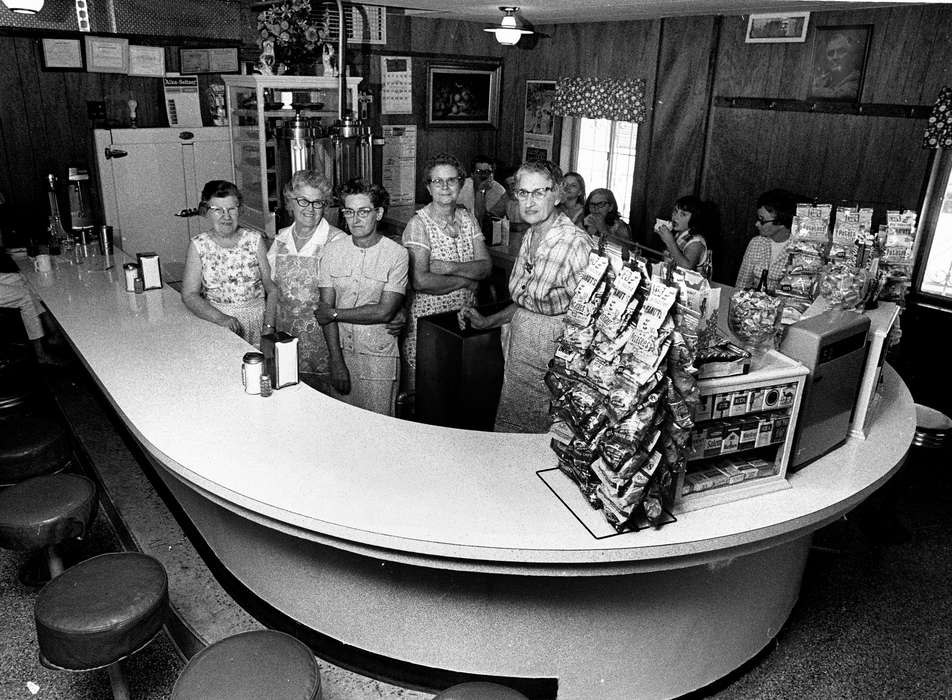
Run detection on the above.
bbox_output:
[46,173,71,256]
[755,268,769,292]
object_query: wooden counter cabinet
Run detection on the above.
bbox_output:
[677,350,809,513]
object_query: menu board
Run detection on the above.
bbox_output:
[381,125,416,206]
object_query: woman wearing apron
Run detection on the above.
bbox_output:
[268,170,346,392]
[462,161,594,433]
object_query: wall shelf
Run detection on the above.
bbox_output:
[714,96,931,119]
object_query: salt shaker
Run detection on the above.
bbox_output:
[242,352,264,395]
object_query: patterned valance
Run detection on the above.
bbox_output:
[553,77,648,124]
[924,87,952,149]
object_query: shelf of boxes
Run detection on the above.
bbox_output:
[675,350,809,513]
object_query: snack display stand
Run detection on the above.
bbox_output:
[18,250,915,700]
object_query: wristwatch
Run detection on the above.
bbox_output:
[331,310,339,321]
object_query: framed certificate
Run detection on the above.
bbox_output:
[128,45,166,77]
[42,38,83,70]
[84,36,129,74]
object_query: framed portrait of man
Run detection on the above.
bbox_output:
[808,25,872,102]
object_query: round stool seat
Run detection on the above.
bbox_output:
[0,343,39,413]
[35,552,168,670]
[0,411,71,484]
[171,630,321,700]
[913,404,952,448]
[433,682,530,700]
[0,473,96,551]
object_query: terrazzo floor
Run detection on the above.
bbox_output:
[2,363,951,699]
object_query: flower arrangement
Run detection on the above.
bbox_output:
[257,0,325,74]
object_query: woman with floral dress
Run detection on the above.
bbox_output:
[401,153,491,390]
[268,170,346,392]
[182,180,277,347]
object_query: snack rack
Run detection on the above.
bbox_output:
[676,350,809,513]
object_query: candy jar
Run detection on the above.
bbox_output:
[728,288,785,355]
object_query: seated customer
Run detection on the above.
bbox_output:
[583,188,631,242]
[315,180,408,416]
[654,194,718,278]
[735,188,796,291]
[268,170,346,392]
[182,180,277,347]
[557,171,586,227]
[0,247,62,364]
[458,155,508,222]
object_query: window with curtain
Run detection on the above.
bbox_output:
[561,117,638,223]
[552,76,647,223]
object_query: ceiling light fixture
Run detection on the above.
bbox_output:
[484,6,532,46]
[2,0,44,13]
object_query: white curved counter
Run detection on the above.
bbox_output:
[21,251,915,699]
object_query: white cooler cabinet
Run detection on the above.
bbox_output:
[95,127,232,270]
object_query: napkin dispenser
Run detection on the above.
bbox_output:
[261,331,299,389]
[136,252,163,289]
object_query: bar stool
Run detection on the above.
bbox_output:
[170,630,322,700]
[433,682,530,699]
[34,552,169,700]
[0,408,73,486]
[0,473,97,583]
[0,341,39,416]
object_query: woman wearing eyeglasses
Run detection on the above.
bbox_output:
[401,152,492,390]
[582,188,631,242]
[735,188,796,291]
[265,170,346,391]
[182,180,277,347]
[462,160,594,433]
[315,179,408,416]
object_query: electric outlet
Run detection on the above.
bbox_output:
[87,101,107,120]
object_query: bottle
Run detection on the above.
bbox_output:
[755,268,769,293]
[46,173,70,256]
[259,373,273,397]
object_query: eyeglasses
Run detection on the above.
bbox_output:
[428,177,461,189]
[293,197,327,210]
[341,207,375,219]
[474,168,493,176]
[590,201,611,210]
[208,206,239,217]
[756,217,776,225]
[514,187,554,201]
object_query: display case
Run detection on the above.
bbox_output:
[222,75,362,236]
[676,350,809,513]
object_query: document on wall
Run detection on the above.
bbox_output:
[380,56,413,114]
[381,125,417,206]
[163,75,203,127]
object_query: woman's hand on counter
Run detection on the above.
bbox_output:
[218,315,243,335]
[460,306,491,330]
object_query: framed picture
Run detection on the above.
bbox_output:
[427,63,501,127]
[745,12,810,43]
[41,38,83,70]
[84,35,129,74]
[808,25,872,102]
[128,45,166,77]
[523,80,556,161]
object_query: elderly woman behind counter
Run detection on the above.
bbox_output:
[402,152,491,390]
[316,180,408,416]
[268,170,346,392]
[182,180,277,346]
[462,160,594,433]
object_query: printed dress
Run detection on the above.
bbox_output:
[268,221,345,385]
[402,205,483,384]
[193,227,265,346]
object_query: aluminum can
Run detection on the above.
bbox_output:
[97,225,114,255]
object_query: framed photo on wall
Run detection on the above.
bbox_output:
[745,12,810,43]
[523,80,556,161]
[427,63,501,127]
[808,25,872,102]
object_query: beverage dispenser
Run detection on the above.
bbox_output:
[68,166,94,230]
[329,115,373,190]
[274,113,324,229]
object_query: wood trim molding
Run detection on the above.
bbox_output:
[714,96,931,119]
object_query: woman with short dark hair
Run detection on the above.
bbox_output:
[655,194,718,277]
[735,188,796,291]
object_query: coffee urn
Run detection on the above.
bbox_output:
[274,113,325,229]
[329,115,373,189]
